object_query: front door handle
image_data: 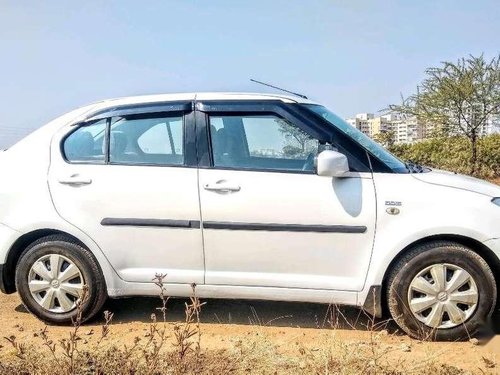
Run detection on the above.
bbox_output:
[204,180,241,193]
[58,174,92,186]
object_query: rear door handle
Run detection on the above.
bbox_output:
[58,174,92,186]
[204,180,241,193]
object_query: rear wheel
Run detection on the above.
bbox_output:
[15,235,107,324]
[387,241,496,341]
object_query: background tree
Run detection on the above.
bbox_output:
[373,130,396,150]
[277,119,316,157]
[278,119,312,153]
[389,54,500,175]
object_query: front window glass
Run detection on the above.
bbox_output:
[209,115,319,172]
[303,104,407,172]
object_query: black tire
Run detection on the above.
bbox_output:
[15,235,107,324]
[387,241,497,341]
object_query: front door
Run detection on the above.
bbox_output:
[48,105,204,284]
[198,105,376,291]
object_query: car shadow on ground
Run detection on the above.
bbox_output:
[13,297,394,331]
[102,297,396,331]
[15,297,500,338]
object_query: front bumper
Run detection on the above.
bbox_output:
[483,238,500,283]
[484,238,500,258]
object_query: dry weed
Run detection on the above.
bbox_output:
[0,277,496,374]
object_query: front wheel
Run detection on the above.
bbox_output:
[15,235,107,324]
[387,241,497,341]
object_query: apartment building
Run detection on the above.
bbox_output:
[346,113,373,136]
[347,113,396,138]
[484,114,500,135]
[346,113,422,144]
[368,116,392,136]
[392,116,423,144]
[347,111,498,144]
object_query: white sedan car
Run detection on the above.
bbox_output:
[0,93,499,341]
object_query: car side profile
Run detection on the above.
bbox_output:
[0,92,499,340]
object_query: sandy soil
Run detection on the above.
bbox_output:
[1,292,499,372]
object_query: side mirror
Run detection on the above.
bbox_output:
[316,150,349,177]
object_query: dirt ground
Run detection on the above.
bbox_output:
[1,292,500,373]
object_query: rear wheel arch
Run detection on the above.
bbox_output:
[14,233,108,323]
[381,234,500,315]
[3,229,94,294]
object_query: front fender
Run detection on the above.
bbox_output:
[361,173,500,304]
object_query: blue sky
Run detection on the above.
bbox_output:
[1,0,499,148]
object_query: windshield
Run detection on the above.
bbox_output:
[303,104,408,173]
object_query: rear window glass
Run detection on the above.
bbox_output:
[109,116,184,165]
[63,120,106,163]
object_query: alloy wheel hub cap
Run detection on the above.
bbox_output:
[50,279,60,288]
[437,291,448,302]
[407,263,478,329]
[28,254,85,313]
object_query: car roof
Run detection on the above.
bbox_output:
[91,92,318,108]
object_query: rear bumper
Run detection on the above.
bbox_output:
[0,223,18,264]
[0,224,19,294]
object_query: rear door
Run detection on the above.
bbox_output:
[48,102,204,284]
[196,101,377,292]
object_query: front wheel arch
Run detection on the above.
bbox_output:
[380,234,500,318]
[385,241,497,340]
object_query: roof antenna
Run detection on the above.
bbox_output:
[250,79,308,99]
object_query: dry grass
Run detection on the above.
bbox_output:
[0,275,497,375]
